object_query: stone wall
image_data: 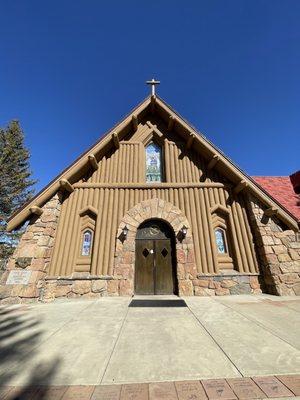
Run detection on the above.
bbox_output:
[113,198,197,296]
[1,193,298,303]
[191,274,261,296]
[246,195,300,296]
[0,194,62,304]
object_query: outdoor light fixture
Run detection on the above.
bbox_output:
[181,225,188,236]
[118,225,129,243]
[122,225,129,237]
[177,225,188,242]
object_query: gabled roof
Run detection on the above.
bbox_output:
[7,95,299,231]
[253,176,300,221]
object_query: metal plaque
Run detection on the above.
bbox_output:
[6,270,32,285]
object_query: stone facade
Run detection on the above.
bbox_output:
[1,193,299,303]
[0,194,62,304]
[247,195,300,296]
[113,198,197,296]
[192,274,261,296]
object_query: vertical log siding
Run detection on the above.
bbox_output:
[49,126,258,277]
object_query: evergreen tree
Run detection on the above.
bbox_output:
[0,120,36,260]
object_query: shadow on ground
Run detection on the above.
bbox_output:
[0,304,61,399]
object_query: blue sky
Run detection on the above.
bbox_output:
[1,0,299,192]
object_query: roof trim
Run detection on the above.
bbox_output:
[7,94,299,232]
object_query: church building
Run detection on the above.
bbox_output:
[1,85,300,303]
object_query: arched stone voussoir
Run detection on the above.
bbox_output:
[113,198,196,297]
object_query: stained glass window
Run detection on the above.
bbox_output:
[215,228,227,254]
[82,230,92,256]
[146,143,162,182]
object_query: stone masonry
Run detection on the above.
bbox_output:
[0,194,62,304]
[1,193,299,303]
[247,195,300,296]
[113,198,197,296]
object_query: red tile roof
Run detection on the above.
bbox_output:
[252,176,300,222]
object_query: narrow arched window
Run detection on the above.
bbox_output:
[215,228,227,254]
[81,230,92,256]
[146,142,162,182]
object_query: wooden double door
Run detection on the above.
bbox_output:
[135,220,176,295]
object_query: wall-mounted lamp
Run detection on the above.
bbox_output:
[181,225,188,237]
[122,225,129,237]
[177,225,188,242]
[118,225,129,243]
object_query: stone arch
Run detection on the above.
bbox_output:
[113,198,197,296]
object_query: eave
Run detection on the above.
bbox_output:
[7,95,299,232]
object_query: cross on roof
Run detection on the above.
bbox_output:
[146,78,160,96]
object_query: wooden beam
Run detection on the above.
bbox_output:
[186,134,194,150]
[150,95,156,113]
[88,154,98,170]
[132,115,138,131]
[167,116,175,132]
[264,207,279,217]
[234,180,248,194]
[29,206,43,216]
[59,179,74,193]
[112,132,120,149]
[207,155,220,170]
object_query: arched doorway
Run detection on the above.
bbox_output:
[135,219,177,295]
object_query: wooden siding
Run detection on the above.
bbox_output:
[49,120,258,277]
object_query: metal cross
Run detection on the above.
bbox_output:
[146,78,160,96]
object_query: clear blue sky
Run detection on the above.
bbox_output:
[1,0,299,192]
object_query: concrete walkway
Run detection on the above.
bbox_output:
[0,295,300,387]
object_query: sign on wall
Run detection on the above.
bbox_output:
[6,270,32,285]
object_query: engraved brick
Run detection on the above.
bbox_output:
[92,385,121,400]
[149,382,177,400]
[252,376,294,398]
[201,379,237,400]
[37,386,68,400]
[120,383,148,400]
[227,378,265,399]
[61,385,95,400]
[277,374,300,396]
[175,380,207,400]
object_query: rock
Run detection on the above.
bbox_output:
[194,286,207,296]
[278,254,291,262]
[193,279,210,288]
[107,280,119,296]
[71,281,91,295]
[179,280,193,296]
[92,280,107,293]
[279,273,299,284]
[221,280,237,288]
[19,285,39,298]
[230,283,251,295]
[15,257,32,269]
[119,280,133,296]
[293,283,300,295]
[272,245,288,255]
[176,249,186,264]
[0,286,12,299]
[215,288,230,296]
[249,276,260,289]
[55,286,71,297]
[262,236,274,245]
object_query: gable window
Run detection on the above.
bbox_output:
[146,142,162,182]
[81,230,93,256]
[215,228,227,254]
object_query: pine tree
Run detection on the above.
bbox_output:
[0,120,36,261]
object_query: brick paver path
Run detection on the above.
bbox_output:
[1,375,300,399]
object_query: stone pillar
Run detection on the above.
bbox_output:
[246,195,300,295]
[0,194,62,304]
